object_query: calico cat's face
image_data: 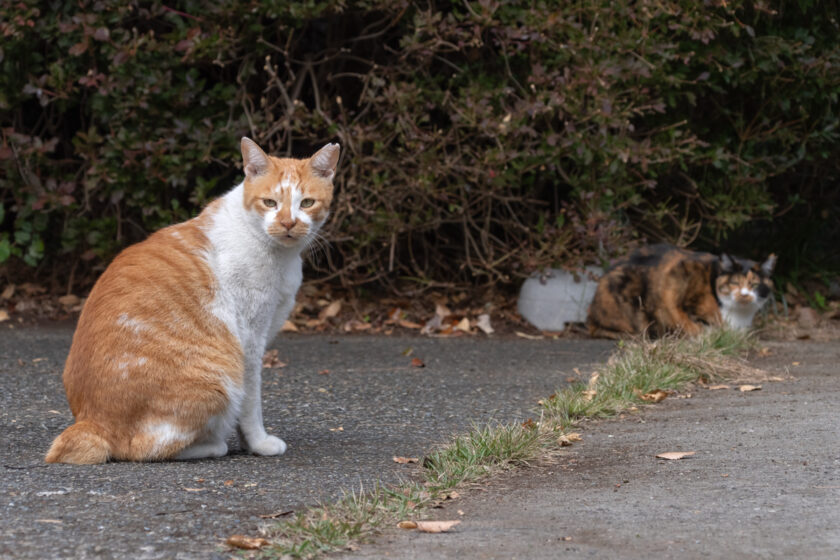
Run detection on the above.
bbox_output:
[240,137,339,248]
[715,253,776,327]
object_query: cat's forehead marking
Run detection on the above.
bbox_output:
[273,170,301,196]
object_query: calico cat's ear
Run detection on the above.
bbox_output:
[310,143,340,181]
[761,254,777,276]
[719,253,735,273]
[241,137,271,178]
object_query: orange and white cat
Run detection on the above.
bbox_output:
[46,138,339,464]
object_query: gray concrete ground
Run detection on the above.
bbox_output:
[0,323,612,559]
[347,340,840,560]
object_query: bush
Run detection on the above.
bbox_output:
[1,0,838,292]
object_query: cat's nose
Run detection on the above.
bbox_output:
[279,218,297,230]
[735,292,754,303]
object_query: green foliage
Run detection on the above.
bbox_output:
[1,1,838,288]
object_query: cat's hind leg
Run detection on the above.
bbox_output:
[175,439,228,460]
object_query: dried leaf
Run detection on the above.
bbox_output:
[656,451,696,460]
[281,320,299,332]
[475,313,494,334]
[1,285,14,300]
[739,384,762,392]
[319,300,342,321]
[708,384,730,390]
[558,432,582,446]
[397,521,418,529]
[329,426,344,432]
[637,389,669,403]
[411,357,425,368]
[435,303,452,318]
[587,372,600,389]
[454,317,471,332]
[521,418,537,430]
[261,349,286,369]
[343,319,372,332]
[183,487,205,492]
[398,319,423,329]
[393,456,419,464]
[0,310,9,322]
[581,389,597,402]
[515,331,543,340]
[318,369,330,375]
[225,535,269,550]
[416,520,461,533]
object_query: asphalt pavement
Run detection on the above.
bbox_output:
[0,323,612,559]
[345,340,840,560]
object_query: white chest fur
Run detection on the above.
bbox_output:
[204,184,303,354]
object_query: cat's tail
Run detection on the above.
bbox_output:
[45,420,111,464]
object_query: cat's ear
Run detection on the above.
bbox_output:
[719,253,735,273]
[761,253,777,276]
[310,143,340,181]
[241,137,271,178]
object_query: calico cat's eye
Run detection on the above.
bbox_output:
[300,198,315,208]
[263,199,277,208]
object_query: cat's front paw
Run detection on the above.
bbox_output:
[247,435,287,456]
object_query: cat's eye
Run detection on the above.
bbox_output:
[300,198,315,208]
[263,199,277,208]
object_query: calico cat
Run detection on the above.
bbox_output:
[586,244,776,339]
[46,138,339,464]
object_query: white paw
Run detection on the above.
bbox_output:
[248,435,287,456]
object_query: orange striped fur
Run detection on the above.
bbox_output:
[46,138,339,464]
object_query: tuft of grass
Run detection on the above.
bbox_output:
[258,326,758,558]
[422,422,548,491]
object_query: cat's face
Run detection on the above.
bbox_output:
[240,138,339,248]
[715,253,776,325]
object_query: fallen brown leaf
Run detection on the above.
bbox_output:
[411,357,425,368]
[0,310,9,322]
[435,303,452,318]
[397,520,418,529]
[521,418,537,430]
[739,384,762,392]
[708,384,730,390]
[587,372,599,389]
[318,300,342,321]
[318,369,330,375]
[398,319,423,329]
[476,313,494,335]
[393,456,419,464]
[224,480,234,486]
[281,320,299,332]
[581,389,597,402]
[225,535,269,550]
[454,317,471,333]
[1,285,14,300]
[261,349,286,369]
[183,487,205,492]
[416,520,461,533]
[57,294,80,306]
[656,451,696,460]
[343,319,372,332]
[515,331,543,340]
[329,426,344,432]
[636,389,669,403]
